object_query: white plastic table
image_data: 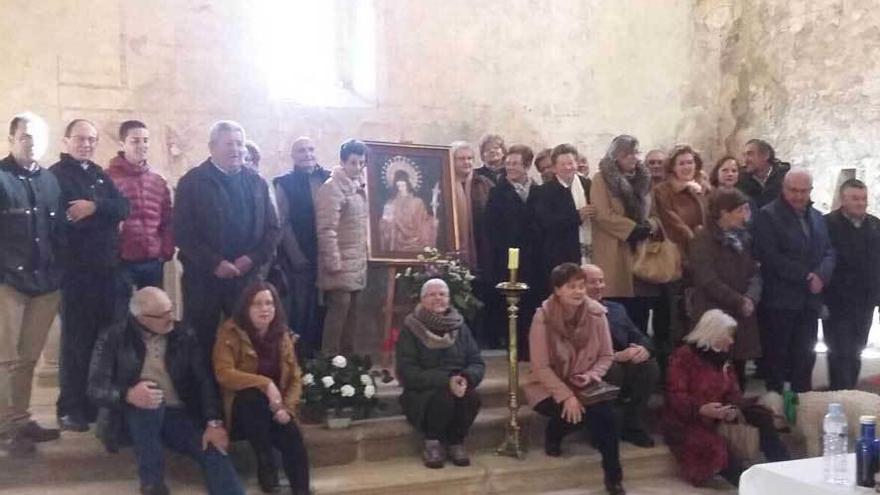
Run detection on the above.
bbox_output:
[741,454,875,494]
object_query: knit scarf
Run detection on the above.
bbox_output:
[454,173,477,269]
[404,304,464,349]
[542,295,598,376]
[598,157,651,223]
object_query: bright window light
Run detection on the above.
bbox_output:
[251,0,376,107]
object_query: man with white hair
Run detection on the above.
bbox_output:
[754,168,835,393]
[89,287,244,495]
[0,113,64,454]
[173,121,280,355]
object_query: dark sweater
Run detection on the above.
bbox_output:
[210,165,254,259]
[824,209,880,309]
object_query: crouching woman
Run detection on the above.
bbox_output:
[213,281,311,495]
[663,309,788,487]
[525,262,625,495]
[396,278,485,469]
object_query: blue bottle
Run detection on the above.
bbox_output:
[856,415,877,488]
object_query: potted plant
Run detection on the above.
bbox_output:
[301,353,378,428]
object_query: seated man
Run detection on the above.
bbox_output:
[583,264,659,448]
[88,287,245,495]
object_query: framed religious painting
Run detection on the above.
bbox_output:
[364,141,457,263]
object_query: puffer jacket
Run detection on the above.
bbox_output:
[315,166,368,291]
[107,153,174,262]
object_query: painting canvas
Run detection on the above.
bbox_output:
[364,141,457,263]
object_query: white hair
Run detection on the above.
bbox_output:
[129,287,169,317]
[684,309,738,349]
[208,120,246,144]
[450,140,475,157]
[420,278,449,298]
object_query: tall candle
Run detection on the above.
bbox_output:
[508,248,520,270]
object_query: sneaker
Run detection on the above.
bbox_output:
[19,421,60,443]
[58,415,89,433]
[422,439,445,469]
[139,483,170,495]
[1,432,36,457]
[447,444,470,467]
[621,429,655,448]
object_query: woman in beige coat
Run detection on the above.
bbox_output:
[315,139,369,356]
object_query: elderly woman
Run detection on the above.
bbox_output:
[709,156,740,190]
[213,282,310,495]
[664,310,788,487]
[526,263,625,495]
[451,141,493,271]
[689,189,760,389]
[395,279,485,469]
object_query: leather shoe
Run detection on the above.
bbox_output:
[58,415,89,433]
[605,481,626,495]
[20,420,60,443]
[1,433,36,457]
[447,443,470,467]
[422,439,445,469]
[621,429,655,448]
[139,483,170,495]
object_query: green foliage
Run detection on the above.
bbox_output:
[301,353,378,418]
[395,247,483,320]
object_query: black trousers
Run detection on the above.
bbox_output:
[57,268,127,420]
[286,266,323,359]
[604,359,659,434]
[421,389,481,443]
[182,270,257,357]
[232,388,310,493]
[534,398,622,485]
[759,306,819,393]
[823,303,876,390]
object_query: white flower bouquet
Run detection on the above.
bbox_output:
[301,353,379,421]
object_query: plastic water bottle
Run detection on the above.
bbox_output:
[824,403,849,485]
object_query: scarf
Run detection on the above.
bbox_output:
[512,179,531,203]
[692,344,730,370]
[404,304,464,349]
[598,157,651,223]
[564,176,592,264]
[454,173,477,269]
[542,295,601,377]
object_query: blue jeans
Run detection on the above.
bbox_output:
[122,259,165,289]
[126,405,244,494]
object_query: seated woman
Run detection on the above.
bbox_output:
[213,282,310,495]
[525,262,625,495]
[664,309,789,487]
[395,278,485,469]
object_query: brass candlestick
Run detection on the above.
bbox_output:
[495,268,528,459]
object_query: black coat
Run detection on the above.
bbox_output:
[824,209,880,309]
[88,317,221,452]
[754,198,835,311]
[604,300,654,354]
[735,161,790,208]
[530,176,591,281]
[0,155,65,294]
[173,160,280,276]
[273,166,330,266]
[485,178,537,284]
[49,154,129,270]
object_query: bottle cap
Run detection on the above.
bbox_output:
[829,403,843,414]
[861,415,876,424]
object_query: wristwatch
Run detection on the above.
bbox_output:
[206,420,223,429]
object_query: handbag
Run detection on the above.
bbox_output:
[717,410,761,461]
[632,229,682,284]
[574,381,620,407]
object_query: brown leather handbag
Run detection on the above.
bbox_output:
[575,381,620,407]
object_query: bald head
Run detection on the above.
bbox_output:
[782,168,813,212]
[131,287,174,334]
[582,264,606,301]
[291,136,317,171]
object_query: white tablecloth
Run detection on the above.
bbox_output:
[741,454,875,494]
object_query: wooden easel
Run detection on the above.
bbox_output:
[380,265,398,370]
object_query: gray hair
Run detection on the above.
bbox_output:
[129,287,170,317]
[684,309,738,349]
[208,120,246,144]
[601,134,640,164]
[450,140,475,157]
[420,278,449,298]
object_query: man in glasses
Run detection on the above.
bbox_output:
[88,287,244,495]
[50,119,130,432]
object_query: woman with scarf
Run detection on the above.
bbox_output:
[396,279,485,469]
[213,282,310,495]
[664,310,788,487]
[450,140,493,272]
[525,263,625,495]
[689,188,760,389]
[590,135,660,333]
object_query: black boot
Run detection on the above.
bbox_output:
[256,451,280,493]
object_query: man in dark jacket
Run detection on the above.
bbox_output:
[754,169,835,393]
[51,118,130,432]
[473,133,506,186]
[173,121,280,356]
[273,136,330,358]
[584,264,658,448]
[735,139,791,208]
[0,113,64,454]
[88,287,244,495]
[823,179,880,390]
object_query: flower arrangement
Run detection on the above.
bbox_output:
[301,353,378,420]
[395,247,482,320]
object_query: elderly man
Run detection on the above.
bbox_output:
[583,264,658,448]
[274,136,331,357]
[736,139,791,208]
[51,119,130,432]
[644,149,667,187]
[107,120,174,289]
[173,121,280,355]
[754,168,835,392]
[823,179,880,390]
[0,113,64,454]
[88,287,244,495]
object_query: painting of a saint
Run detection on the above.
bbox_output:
[379,164,439,251]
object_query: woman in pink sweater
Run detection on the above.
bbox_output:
[525,262,624,495]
